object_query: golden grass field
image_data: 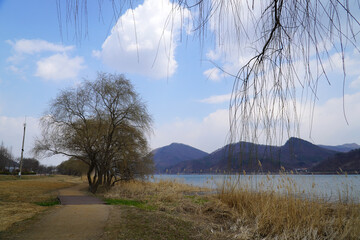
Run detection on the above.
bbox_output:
[104,175,360,240]
[0,175,82,232]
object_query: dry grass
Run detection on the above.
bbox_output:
[0,175,82,232]
[217,174,360,239]
[105,178,211,213]
[104,176,360,240]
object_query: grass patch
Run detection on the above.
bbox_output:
[34,198,60,206]
[0,175,48,181]
[185,195,209,205]
[101,205,208,240]
[105,198,156,210]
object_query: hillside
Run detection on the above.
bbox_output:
[318,143,360,153]
[278,137,337,169]
[311,148,360,173]
[166,138,338,173]
[152,143,208,173]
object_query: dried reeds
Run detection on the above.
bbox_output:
[105,175,360,239]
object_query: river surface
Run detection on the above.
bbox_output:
[152,174,360,203]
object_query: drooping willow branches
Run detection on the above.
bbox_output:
[58,0,360,145]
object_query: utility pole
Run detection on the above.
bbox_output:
[19,121,26,178]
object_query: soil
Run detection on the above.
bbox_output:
[2,183,109,240]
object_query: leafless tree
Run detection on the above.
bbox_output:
[58,0,360,146]
[34,73,153,193]
[0,142,16,172]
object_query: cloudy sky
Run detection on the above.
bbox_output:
[0,0,359,165]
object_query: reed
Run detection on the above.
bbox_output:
[105,174,360,239]
[217,173,360,239]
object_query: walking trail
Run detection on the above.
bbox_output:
[10,183,109,240]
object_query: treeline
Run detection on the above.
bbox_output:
[0,142,55,175]
[311,148,360,173]
[57,158,88,176]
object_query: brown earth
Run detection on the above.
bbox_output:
[3,183,109,240]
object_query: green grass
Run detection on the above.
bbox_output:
[34,198,60,206]
[105,198,156,210]
[185,195,209,205]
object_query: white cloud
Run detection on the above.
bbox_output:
[299,92,360,145]
[92,50,101,58]
[206,50,221,61]
[0,116,66,166]
[203,67,222,82]
[199,93,232,104]
[350,76,360,89]
[7,39,74,55]
[201,0,264,81]
[6,39,84,82]
[152,109,229,152]
[96,0,190,79]
[323,52,360,76]
[35,53,85,81]
[8,65,22,74]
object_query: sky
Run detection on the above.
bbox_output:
[0,0,359,166]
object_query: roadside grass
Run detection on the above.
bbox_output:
[0,175,51,181]
[101,205,210,240]
[0,175,82,232]
[104,176,360,240]
[34,198,60,207]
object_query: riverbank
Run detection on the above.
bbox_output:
[1,175,359,239]
[101,178,360,239]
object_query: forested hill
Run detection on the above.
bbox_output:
[311,149,360,173]
[156,138,342,173]
[152,143,208,173]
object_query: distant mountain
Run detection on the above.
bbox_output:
[311,148,360,173]
[166,137,338,173]
[318,143,360,153]
[152,143,208,173]
[279,137,337,169]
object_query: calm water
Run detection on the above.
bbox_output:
[152,174,360,202]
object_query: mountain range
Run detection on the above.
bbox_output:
[318,143,360,152]
[152,138,360,173]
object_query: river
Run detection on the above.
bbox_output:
[152,174,360,203]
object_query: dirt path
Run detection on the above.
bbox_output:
[8,183,109,240]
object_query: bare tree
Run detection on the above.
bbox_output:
[58,0,360,145]
[0,142,16,172]
[34,73,153,193]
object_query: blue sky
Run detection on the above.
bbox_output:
[0,0,359,165]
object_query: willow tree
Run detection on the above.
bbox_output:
[58,0,360,145]
[34,73,153,193]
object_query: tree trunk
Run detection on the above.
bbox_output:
[87,164,99,193]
